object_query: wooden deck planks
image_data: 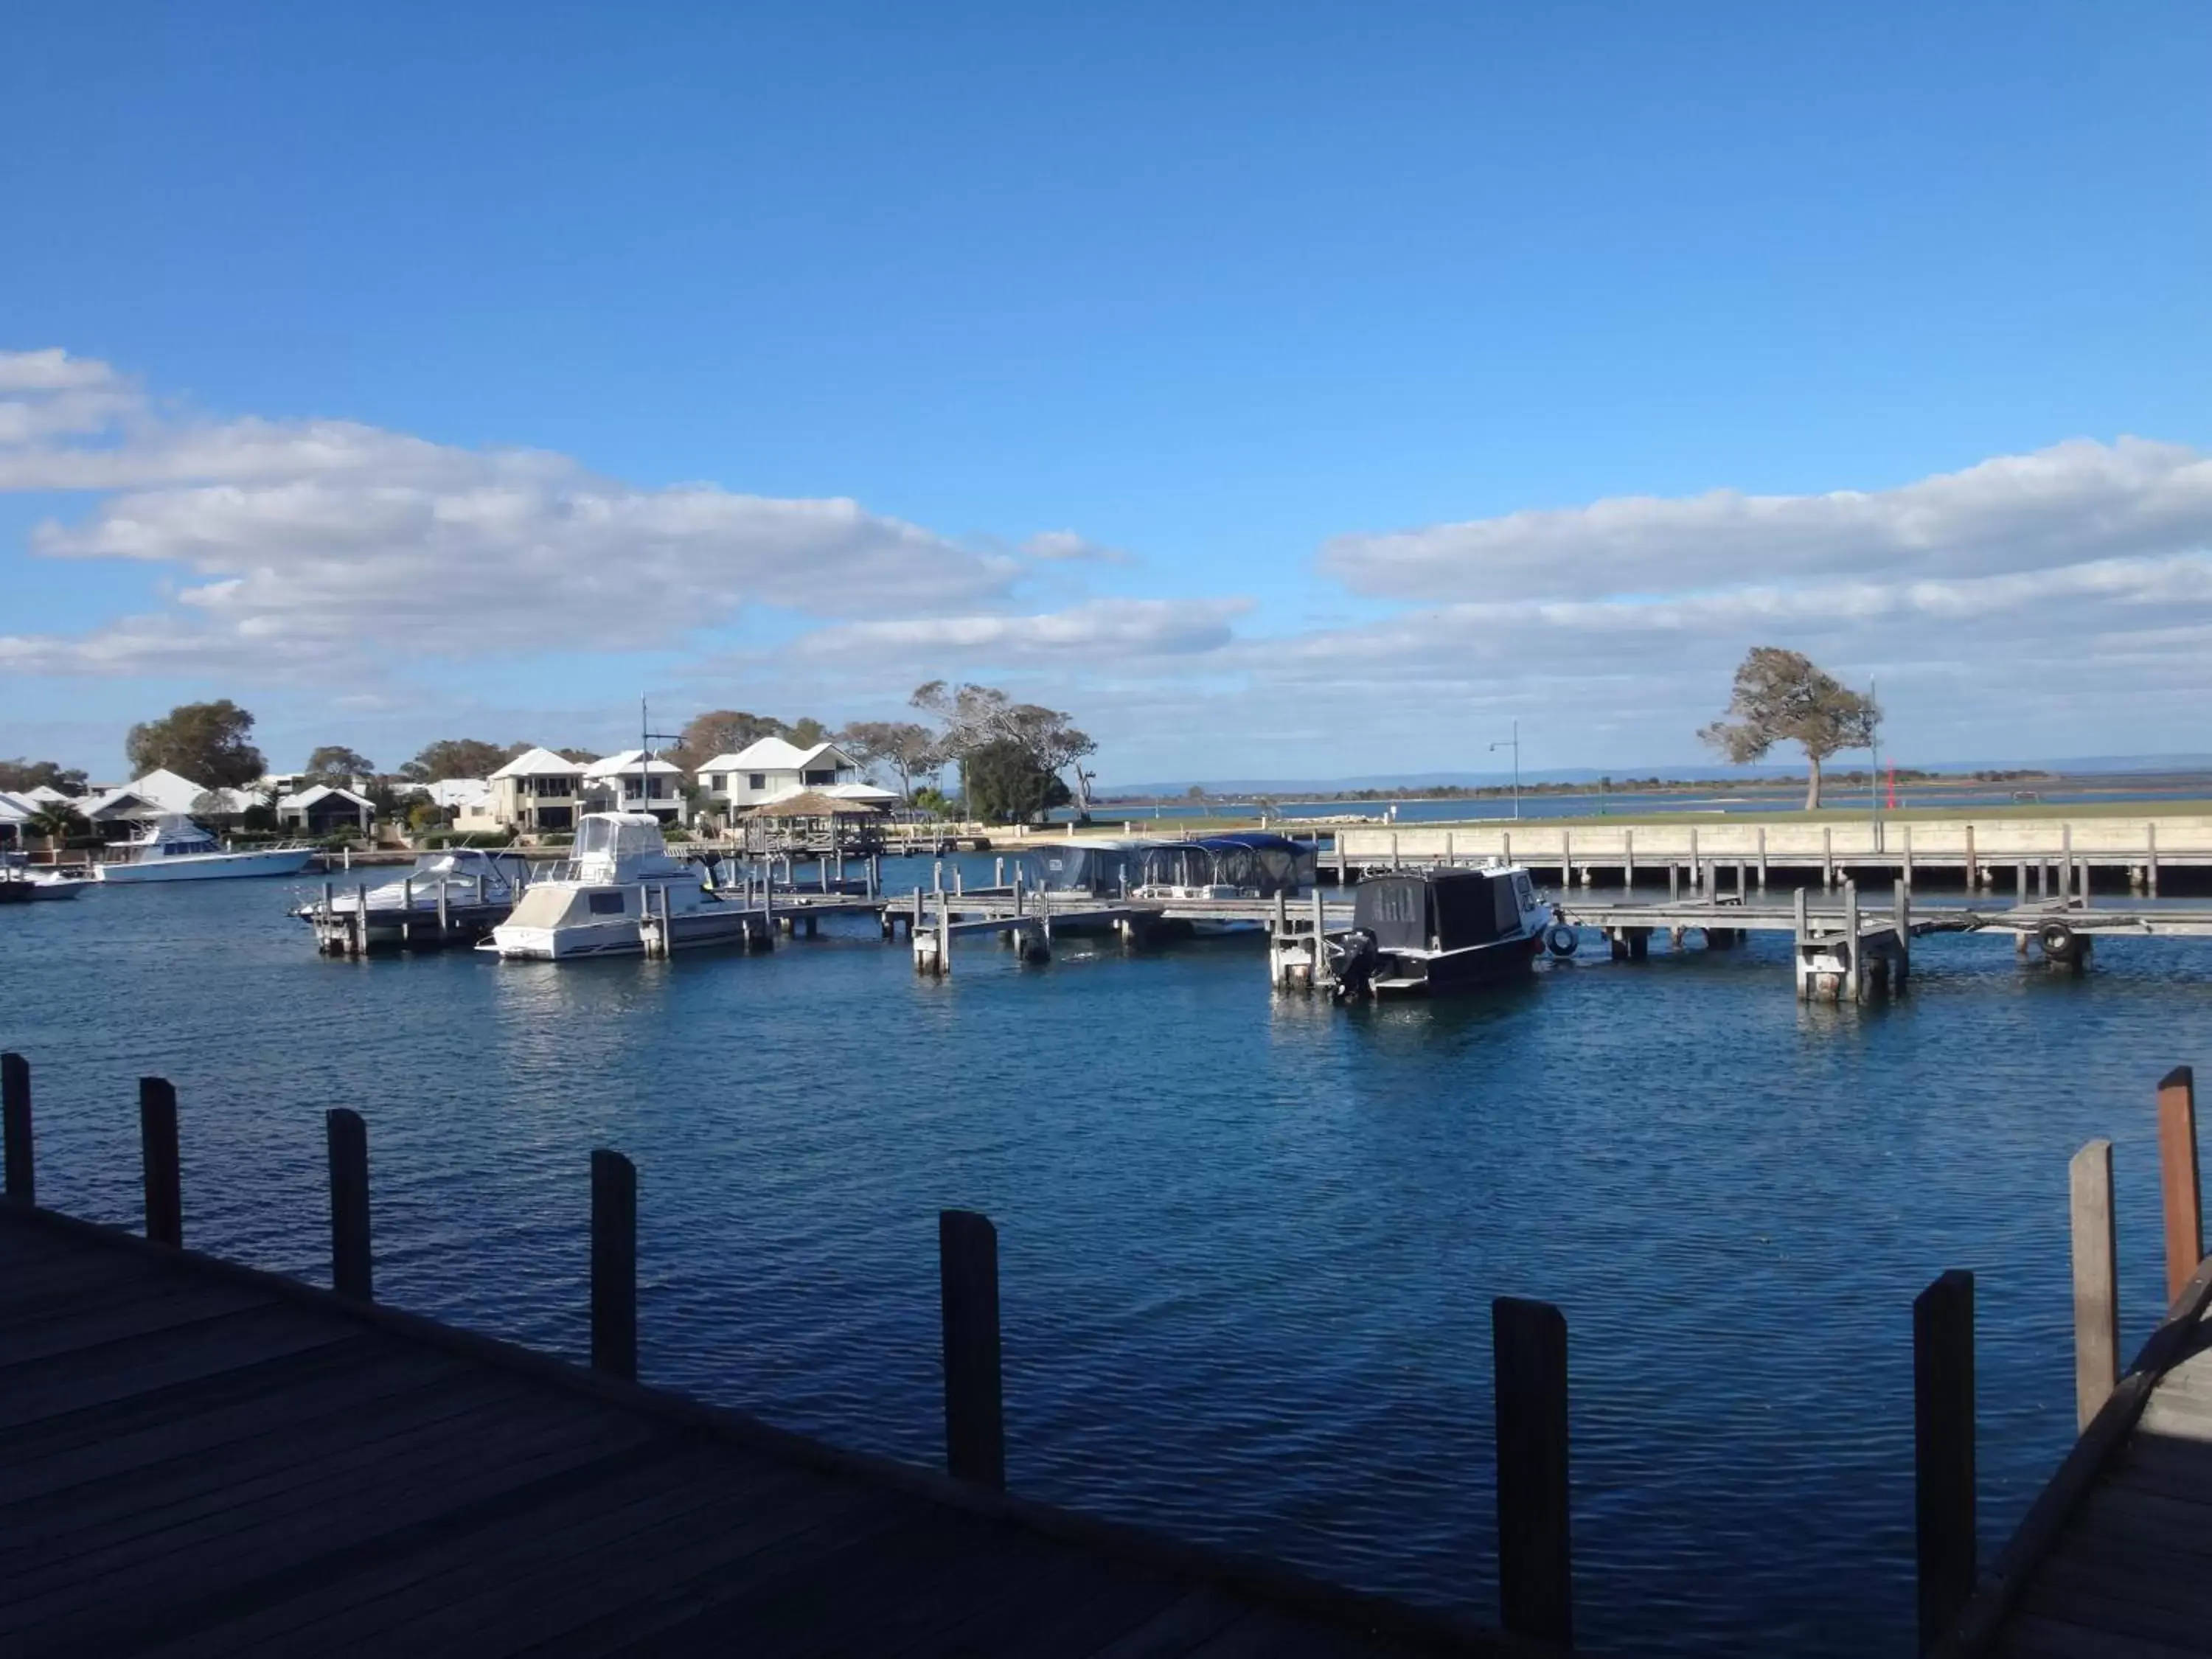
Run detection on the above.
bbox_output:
[0,1209,1524,1658]
[1983,1297,2212,1657]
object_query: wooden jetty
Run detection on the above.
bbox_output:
[1929,1067,2212,1658]
[1337,815,2212,897]
[0,1054,1566,1657]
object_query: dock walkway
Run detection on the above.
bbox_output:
[0,1205,1530,1659]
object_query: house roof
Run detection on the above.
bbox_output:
[424,778,492,807]
[83,769,258,819]
[490,746,586,779]
[745,789,884,819]
[21,785,74,804]
[698,738,855,774]
[581,749,684,779]
[760,781,898,806]
[0,793,30,824]
[285,785,374,810]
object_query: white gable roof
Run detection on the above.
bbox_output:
[760,780,898,806]
[83,769,257,818]
[0,793,30,824]
[23,785,74,805]
[286,784,374,810]
[581,749,684,779]
[490,746,585,779]
[702,738,854,773]
[425,778,492,808]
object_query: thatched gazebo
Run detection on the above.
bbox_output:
[742,789,886,854]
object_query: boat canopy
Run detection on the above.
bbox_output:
[1023,832,1318,896]
[1353,869,1522,952]
[131,814,218,852]
[1193,832,1315,895]
[573,812,684,881]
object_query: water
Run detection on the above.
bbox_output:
[4,863,2208,1655]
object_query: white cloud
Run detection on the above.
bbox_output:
[1321,438,2212,602]
[793,597,1248,662]
[0,349,1062,675]
[1018,529,1130,564]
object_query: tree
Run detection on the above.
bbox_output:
[669,711,787,771]
[910,681,1096,820]
[305,745,375,784]
[401,739,526,782]
[554,748,600,764]
[838,720,939,801]
[125,700,265,789]
[24,801,87,850]
[1699,647,1880,810]
[963,738,1071,824]
[786,716,829,748]
[0,759,88,796]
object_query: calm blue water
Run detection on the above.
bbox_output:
[4,863,2208,1656]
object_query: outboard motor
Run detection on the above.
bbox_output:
[1332,928,1380,1001]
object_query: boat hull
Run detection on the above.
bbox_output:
[1369,933,1543,996]
[489,904,757,959]
[97,848,317,883]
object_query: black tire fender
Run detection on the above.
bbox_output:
[2040,920,2077,959]
[1545,923,1579,959]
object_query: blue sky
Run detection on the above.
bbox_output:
[3,4,2208,784]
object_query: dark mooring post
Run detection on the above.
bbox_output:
[139,1076,181,1247]
[2159,1066,2202,1307]
[591,1150,638,1380]
[1493,1295,1573,1645]
[1914,1270,1975,1655]
[326,1108,372,1300]
[939,1208,1005,1489]
[2,1051,31,1206]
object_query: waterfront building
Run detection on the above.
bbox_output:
[421,777,493,824]
[275,785,375,836]
[481,747,587,832]
[580,751,689,826]
[80,769,261,836]
[696,738,879,811]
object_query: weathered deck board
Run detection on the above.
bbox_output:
[1966,1278,2212,1656]
[0,1208,1535,1658]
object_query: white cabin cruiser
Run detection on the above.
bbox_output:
[485,813,747,959]
[300,849,534,920]
[1,855,91,900]
[94,815,316,883]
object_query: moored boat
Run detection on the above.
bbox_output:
[485,813,751,959]
[1328,865,1548,997]
[93,816,317,883]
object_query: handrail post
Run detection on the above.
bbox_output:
[2160,1066,2201,1306]
[139,1076,181,1247]
[2,1052,30,1206]
[2069,1139,2117,1430]
[591,1149,639,1380]
[939,1208,1005,1489]
[1914,1270,1975,1655]
[1493,1295,1572,1644]
[327,1108,372,1299]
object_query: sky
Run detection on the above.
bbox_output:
[1,3,2208,786]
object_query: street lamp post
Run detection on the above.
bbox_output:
[1490,720,1522,821]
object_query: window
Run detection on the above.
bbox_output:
[705,773,721,792]
[803,768,835,786]
[748,773,766,790]
[587,891,627,915]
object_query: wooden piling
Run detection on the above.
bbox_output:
[327,1107,372,1300]
[139,1077,181,1247]
[1492,1295,1572,1646]
[2068,1139,2118,1431]
[1964,824,1976,891]
[591,1149,638,1380]
[1902,824,1913,891]
[1559,828,1571,887]
[1823,827,1834,889]
[1914,1270,1976,1655]
[400,877,414,947]
[1844,881,1861,1002]
[2159,1066,2202,1306]
[1756,826,1767,890]
[939,1208,1005,1489]
[1668,863,1680,901]
[1893,877,1911,986]
[1624,828,1635,888]
[2,1051,30,1206]
[2148,821,2160,898]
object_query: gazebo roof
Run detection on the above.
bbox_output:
[745,790,884,820]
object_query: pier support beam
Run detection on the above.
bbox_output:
[1914,1270,1977,1655]
[2069,1139,2118,1432]
[2,1052,31,1206]
[139,1077,181,1248]
[2159,1067,2201,1307]
[1493,1297,1573,1646]
[327,1108,372,1302]
[939,1209,1005,1490]
[591,1149,638,1381]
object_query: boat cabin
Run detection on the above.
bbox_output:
[1353,867,1538,955]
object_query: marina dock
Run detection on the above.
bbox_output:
[1335,816,2212,897]
[0,1055,1557,1657]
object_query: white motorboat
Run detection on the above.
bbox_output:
[94,815,318,883]
[1,855,91,901]
[484,813,751,959]
[300,849,534,920]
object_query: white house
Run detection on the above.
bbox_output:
[695,739,900,811]
[580,751,689,824]
[81,769,261,833]
[276,785,375,835]
[421,777,493,824]
[483,747,586,832]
